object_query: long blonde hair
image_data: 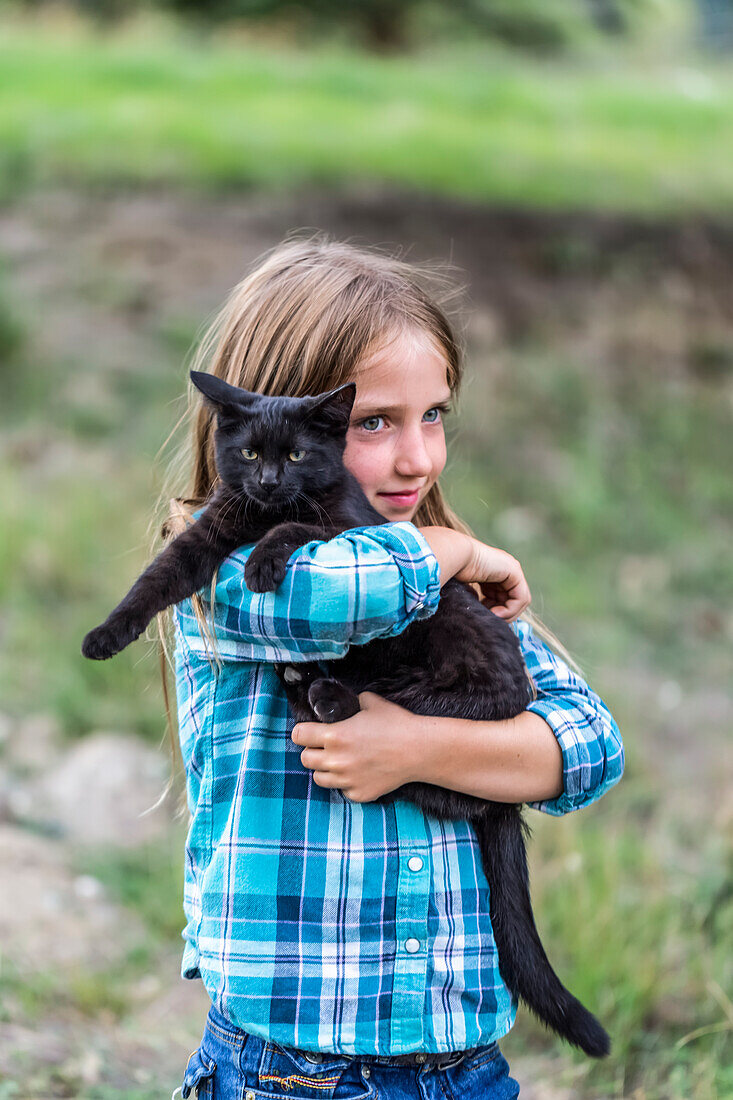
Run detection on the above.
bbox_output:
[152,233,580,815]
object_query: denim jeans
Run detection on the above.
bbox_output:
[174,1003,520,1100]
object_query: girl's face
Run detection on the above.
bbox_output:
[343,328,452,522]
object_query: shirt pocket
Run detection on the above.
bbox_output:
[251,1041,370,1100]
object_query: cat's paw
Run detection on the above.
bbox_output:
[81,617,142,660]
[308,678,361,724]
[244,550,289,592]
[274,663,322,722]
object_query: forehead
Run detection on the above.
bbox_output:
[352,331,451,413]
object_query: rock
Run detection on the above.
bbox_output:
[28,732,173,847]
[0,823,144,971]
[5,712,62,773]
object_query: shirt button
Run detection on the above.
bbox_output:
[407,856,424,872]
[404,937,421,953]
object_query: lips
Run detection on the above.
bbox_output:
[378,489,421,508]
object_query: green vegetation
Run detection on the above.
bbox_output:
[1,15,733,211]
[75,830,189,945]
[504,791,733,1098]
[0,12,731,1096]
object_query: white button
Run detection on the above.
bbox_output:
[362,1067,371,1078]
[408,856,423,872]
[404,937,421,953]
[246,1093,256,1100]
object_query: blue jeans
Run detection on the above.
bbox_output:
[175,1003,520,1099]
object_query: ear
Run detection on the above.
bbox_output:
[304,383,356,435]
[190,371,257,420]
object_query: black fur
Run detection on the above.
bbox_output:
[82,371,609,1057]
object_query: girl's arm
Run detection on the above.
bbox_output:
[414,617,624,813]
[174,523,530,665]
[291,619,623,810]
[175,521,442,663]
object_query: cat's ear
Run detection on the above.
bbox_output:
[304,383,356,436]
[190,371,257,422]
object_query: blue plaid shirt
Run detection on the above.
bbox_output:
[173,522,623,1055]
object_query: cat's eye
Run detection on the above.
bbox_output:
[288,450,306,462]
[241,448,258,460]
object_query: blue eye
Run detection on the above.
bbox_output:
[356,406,449,433]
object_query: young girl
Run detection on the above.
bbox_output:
[164,236,624,1100]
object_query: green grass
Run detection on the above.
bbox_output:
[74,830,188,945]
[0,954,132,1023]
[2,15,733,211]
[0,29,731,1088]
[512,785,733,1098]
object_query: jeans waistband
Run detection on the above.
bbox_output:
[205,1003,479,1068]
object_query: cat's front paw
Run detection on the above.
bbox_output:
[244,550,289,592]
[81,617,143,660]
[274,663,322,722]
[308,678,361,724]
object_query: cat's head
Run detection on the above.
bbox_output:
[190,371,356,510]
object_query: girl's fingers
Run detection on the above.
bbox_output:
[291,723,326,748]
[300,747,328,770]
[312,770,340,788]
[480,573,531,621]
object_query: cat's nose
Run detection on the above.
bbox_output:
[260,480,278,493]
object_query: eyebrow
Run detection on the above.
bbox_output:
[353,394,452,416]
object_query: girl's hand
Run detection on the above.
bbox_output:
[291,692,418,803]
[456,537,531,622]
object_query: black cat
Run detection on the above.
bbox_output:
[82,370,610,1058]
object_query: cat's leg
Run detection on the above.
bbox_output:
[307,678,361,723]
[273,662,322,723]
[273,663,360,724]
[82,519,237,660]
[244,521,341,592]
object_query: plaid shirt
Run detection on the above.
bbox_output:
[173,522,624,1055]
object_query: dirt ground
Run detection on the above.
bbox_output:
[1,184,731,1098]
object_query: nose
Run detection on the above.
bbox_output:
[259,462,279,491]
[393,422,434,479]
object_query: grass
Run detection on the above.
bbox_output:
[2,266,730,1092]
[502,788,733,1098]
[0,20,731,1091]
[2,14,733,211]
[0,829,187,1027]
[74,830,188,946]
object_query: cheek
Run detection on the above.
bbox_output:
[343,438,386,489]
[432,434,447,475]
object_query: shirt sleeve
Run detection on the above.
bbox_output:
[510,617,625,816]
[174,521,442,664]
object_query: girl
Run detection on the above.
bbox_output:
[162,236,624,1099]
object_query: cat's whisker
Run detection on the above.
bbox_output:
[299,490,330,530]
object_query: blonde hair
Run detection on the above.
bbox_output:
[152,233,581,816]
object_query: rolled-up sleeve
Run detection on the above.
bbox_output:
[175,521,441,663]
[510,618,624,816]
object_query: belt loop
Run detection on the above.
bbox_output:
[436,1050,467,1072]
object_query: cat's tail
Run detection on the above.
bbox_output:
[474,809,611,1059]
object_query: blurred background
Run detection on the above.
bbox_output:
[0,0,731,1096]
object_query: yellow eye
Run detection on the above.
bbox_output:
[241,448,258,460]
[289,450,306,462]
